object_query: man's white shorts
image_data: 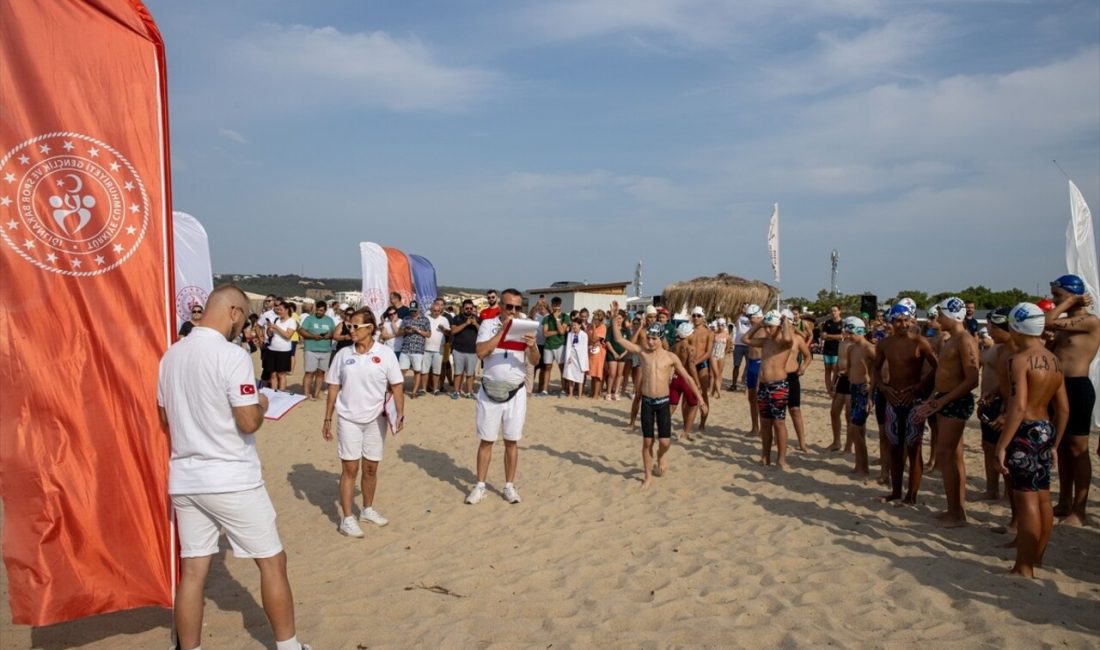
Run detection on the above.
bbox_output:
[475,389,527,442]
[337,415,387,462]
[542,346,564,365]
[422,350,444,374]
[304,350,330,373]
[172,487,283,559]
[453,351,478,375]
[400,352,424,373]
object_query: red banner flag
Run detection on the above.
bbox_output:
[384,246,415,305]
[0,0,174,626]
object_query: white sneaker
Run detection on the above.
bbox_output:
[465,484,487,504]
[359,507,389,526]
[338,516,364,538]
[503,485,522,504]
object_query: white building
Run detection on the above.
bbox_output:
[525,281,631,315]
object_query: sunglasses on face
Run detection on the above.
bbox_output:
[502,304,522,312]
[191,310,203,315]
[346,323,372,331]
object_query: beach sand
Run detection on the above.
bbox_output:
[3,360,1099,648]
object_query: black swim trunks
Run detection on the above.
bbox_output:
[978,395,1004,446]
[873,388,887,425]
[835,374,850,396]
[849,383,870,426]
[786,371,801,409]
[641,396,672,439]
[935,391,974,421]
[696,359,710,372]
[1006,419,1055,492]
[1064,376,1096,436]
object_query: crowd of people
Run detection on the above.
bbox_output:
[160,275,1099,647]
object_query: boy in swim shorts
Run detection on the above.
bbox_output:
[995,302,1069,578]
[743,310,795,468]
[610,303,706,489]
[845,318,875,476]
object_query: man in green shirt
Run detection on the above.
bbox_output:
[539,297,569,395]
[300,300,336,399]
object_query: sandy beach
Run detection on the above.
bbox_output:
[3,358,1099,649]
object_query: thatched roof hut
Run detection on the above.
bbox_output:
[662,273,779,319]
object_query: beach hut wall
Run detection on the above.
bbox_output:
[662,273,779,319]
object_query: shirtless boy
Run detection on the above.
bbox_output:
[611,302,706,489]
[978,308,1013,500]
[627,307,663,431]
[874,305,937,504]
[671,322,704,441]
[1044,274,1100,526]
[688,307,715,430]
[846,318,875,476]
[915,297,980,527]
[742,306,764,436]
[743,310,795,468]
[830,319,854,452]
[995,303,1069,578]
[784,309,813,452]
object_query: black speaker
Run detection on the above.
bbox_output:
[859,294,878,317]
[653,295,664,307]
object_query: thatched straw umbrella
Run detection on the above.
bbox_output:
[662,273,779,319]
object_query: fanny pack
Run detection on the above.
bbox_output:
[482,378,526,403]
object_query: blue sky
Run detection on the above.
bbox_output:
[148,0,1100,300]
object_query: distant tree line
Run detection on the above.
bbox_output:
[786,286,1043,316]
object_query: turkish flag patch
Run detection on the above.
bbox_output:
[372,356,381,364]
[240,384,256,395]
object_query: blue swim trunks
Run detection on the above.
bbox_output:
[745,359,762,390]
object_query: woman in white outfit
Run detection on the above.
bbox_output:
[562,318,589,398]
[322,309,405,538]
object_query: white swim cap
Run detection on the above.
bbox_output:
[744,304,762,316]
[926,304,940,319]
[843,317,865,332]
[717,317,727,325]
[763,310,781,327]
[939,296,966,322]
[691,306,706,317]
[676,322,694,339]
[899,297,917,313]
[1009,302,1045,336]
[781,308,795,321]
[645,305,658,315]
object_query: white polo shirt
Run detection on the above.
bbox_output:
[734,316,752,346]
[157,327,263,495]
[326,342,403,423]
[477,317,527,383]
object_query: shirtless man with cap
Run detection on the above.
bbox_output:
[1044,274,1100,526]
[610,301,705,489]
[783,309,813,452]
[846,318,875,476]
[874,304,938,504]
[742,306,764,436]
[995,302,1069,578]
[978,308,1014,501]
[743,310,795,468]
[688,306,715,431]
[915,297,980,527]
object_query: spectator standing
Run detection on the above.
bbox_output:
[401,301,430,397]
[449,299,481,399]
[424,299,451,395]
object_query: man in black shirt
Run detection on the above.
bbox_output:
[963,301,979,336]
[821,305,844,396]
[449,299,481,398]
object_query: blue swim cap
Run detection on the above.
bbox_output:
[1051,274,1086,295]
[886,304,912,322]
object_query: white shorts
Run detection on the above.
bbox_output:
[543,347,564,365]
[475,388,527,442]
[453,351,478,375]
[304,350,330,373]
[400,352,424,372]
[337,415,387,462]
[172,487,283,559]
[422,350,444,374]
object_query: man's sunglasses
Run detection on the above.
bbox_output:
[191,309,203,314]
[346,323,372,331]
[502,304,522,312]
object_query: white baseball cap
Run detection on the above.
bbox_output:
[645,305,658,315]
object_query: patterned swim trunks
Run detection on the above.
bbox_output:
[884,401,926,447]
[936,391,974,421]
[757,380,790,420]
[1006,420,1055,492]
[849,383,870,426]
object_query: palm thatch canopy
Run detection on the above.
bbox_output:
[662,273,779,319]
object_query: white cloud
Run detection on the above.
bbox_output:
[217,128,248,144]
[231,24,499,113]
[504,169,689,208]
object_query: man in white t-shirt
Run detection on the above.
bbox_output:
[465,288,540,506]
[157,285,308,650]
[729,305,758,392]
[424,299,451,395]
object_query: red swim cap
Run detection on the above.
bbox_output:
[1037,298,1055,313]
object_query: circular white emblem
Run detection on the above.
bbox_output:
[176,285,210,324]
[364,287,386,313]
[0,132,150,276]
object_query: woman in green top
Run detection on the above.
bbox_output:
[605,309,632,401]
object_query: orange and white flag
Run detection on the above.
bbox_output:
[0,0,174,625]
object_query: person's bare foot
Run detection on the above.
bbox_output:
[876,475,889,486]
[776,460,789,470]
[749,429,760,438]
[627,423,638,432]
[853,469,870,477]
[1007,566,1034,579]
[1059,513,1089,527]
[991,524,1016,535]
[1053,503,1071,517]
[759,456,769,466]
[640,477,652,490]
[827,444,841,452]
[798,445,809,452]
[877,493,901,503]
[657,458,669,477]
[937,516,968,528]
[979,491,999,501]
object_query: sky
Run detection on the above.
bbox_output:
[148,0,1100,301]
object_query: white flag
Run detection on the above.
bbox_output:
[767,203,780,283]
[360,242,389,321]
[1066,181,1100,427]
[172,211,213,333]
